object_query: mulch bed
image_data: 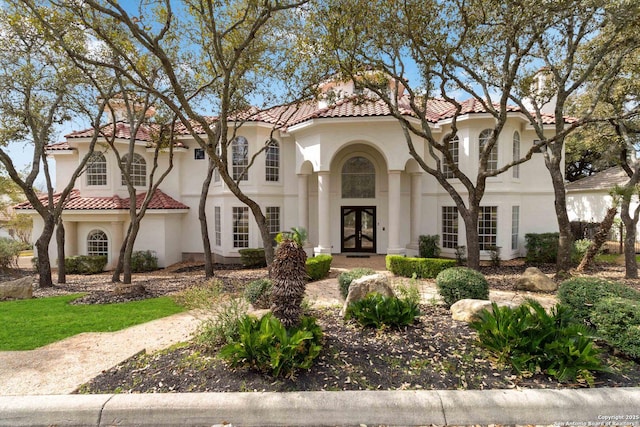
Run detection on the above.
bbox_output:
[72,260,640,394]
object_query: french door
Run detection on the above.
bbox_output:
[341,206,376,253]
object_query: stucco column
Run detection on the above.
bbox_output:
[315,171,332,255]
[387,170,405,254]
[408,172,423,250]
[64,221,77,256]
[110,221,123,270]
[297,173,309,233]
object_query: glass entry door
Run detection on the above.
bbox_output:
[341,206,376,253]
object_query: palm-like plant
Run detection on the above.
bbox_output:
[270,238,308,328]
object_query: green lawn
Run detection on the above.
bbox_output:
[0,294,185,351]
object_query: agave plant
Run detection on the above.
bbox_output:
[270,238,308,328]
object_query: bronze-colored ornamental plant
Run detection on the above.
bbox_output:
[270,239,308,328]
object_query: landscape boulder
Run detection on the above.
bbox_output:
[0,276,34,300]
[340,273,394,317]
[514,267,558,292]
[450,298,519,322]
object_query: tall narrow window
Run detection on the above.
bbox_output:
[265,140,280,182]
[87,152,107,186]
[214,206,221,246]
[512,131,520,179]
[479,129,498,173]
[87,230,108,257]
[442,206,458,249]
[342,156,375,198]
[266,206,280,246]
[121,153,146,187]
[478,206,498,250]
[233,206,249,248]
[232,136,248,181]
[511,206,520,250]
[443,135,460,179]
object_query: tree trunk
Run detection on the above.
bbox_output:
[621,197,638,279]
[546,149,573,274]
[35,216,55,288]
[56,218,66,284]
[199,158,215,278]
[460,209,480,270]
[576,206,617,272]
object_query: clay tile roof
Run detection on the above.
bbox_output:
[45,142,73,151]
[14,189,189,211]
[66,121,157,142]
[565,166,631,192]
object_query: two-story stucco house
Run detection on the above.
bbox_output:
[17,80,562,268]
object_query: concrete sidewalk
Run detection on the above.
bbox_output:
[1,388,639,427]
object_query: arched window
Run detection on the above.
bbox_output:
[87,230,108,257]
[442,135,460,179]
[121,153,146,187]
[265,140,279,182]
[232,136,249,181]
[512,131,520,179]
[87,152,107,186]
[342,156,375,198]
[479,129,498,172]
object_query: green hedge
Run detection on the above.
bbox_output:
[592,297,640,359]
[238,248,267,268]
[525,233,559,263]
[65,255,108,274]
[306,254,332,281]
[386,255,456,279]
[130,250,158,273]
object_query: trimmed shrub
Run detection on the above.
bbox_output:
[525,232,559,263]
[306,254,332,281]
[238,248,266,268]
[419,235,440,258]
[557,277,640,323]
[244,278,272,309]
[0,237,22,270]
[346,292,420,329]
[219,313,323,378]
[65,255,108,274]
[338,267,376,299]
[591,297,640,359]
[471,300,607,384]
[435,266,489,308]
[130,250,158,273]
[386,255,456,279]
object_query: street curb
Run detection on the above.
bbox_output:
[1,388,639,426]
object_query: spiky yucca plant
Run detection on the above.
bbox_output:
[270,239,308,328]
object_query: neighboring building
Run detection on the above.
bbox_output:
[566,165,640,236]
[16,79,564,268]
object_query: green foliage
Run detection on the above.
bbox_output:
[194,297,248,352]
[238,248,267,268]
[0,295,184,351]
[306,254,332,281]
[386,255,455,279]
[488,245,501,267]
[345,292,420,329]
[435,267,489,308]
[130,250,158,273]
[591,297,640,359]
[0,237,22,270]
[557,277,640,323]
[172,279,224,311]
[338,267,376,298]
[571,239,601,265]
[244,278,272,309]
[471,301,607,384]
[64,255,108,275]
[525,233,559,263]
[454,245,467,266]
[219,313,323,378]
[275,227,308,247]
[419,235,441,258]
